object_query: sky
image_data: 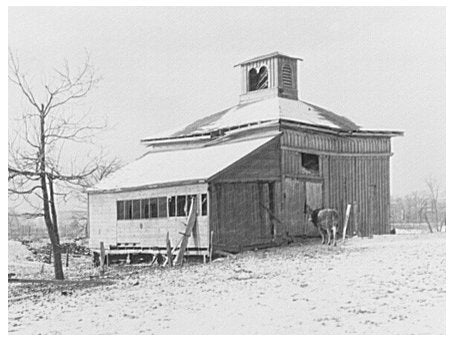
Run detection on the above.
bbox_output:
[8,7,446,204]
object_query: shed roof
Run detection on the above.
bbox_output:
[89,134,280,193]
[143,97,360,141]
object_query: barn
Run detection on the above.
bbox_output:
[87,52,403,260]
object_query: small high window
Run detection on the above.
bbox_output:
[149,198,158,218]
[132,200,141,219]
[125,201,133,220]
[186,194,197,215]
[168,196,176,217]
[141,198,150,219]
[158,197,167,218]
[117,201,124,220]
[201,193,208,216]
[301,153,319,174]
[116,194,207,221]
[177,195,187,217]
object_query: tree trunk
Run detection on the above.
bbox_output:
[39,110,64,280]
[48,174,64,280]
[433,200,440,232]
[424,213,434,233]
[51,242,64,279]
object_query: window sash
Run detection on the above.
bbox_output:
[201,194,208,216]
[132,200,141,219]
[158,197,167,218]
[177,195,186,217]
[117,201,124,220]
[150,198,158,218]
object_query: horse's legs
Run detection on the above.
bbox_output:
[332,225,337,246]
[326,227,331,246]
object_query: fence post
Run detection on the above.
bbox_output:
[342,204,352,242]
[100,241,105,274]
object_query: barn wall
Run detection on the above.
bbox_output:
[88,183,209,251]
[280,128,392,235]
[209,181,279,252]
[209,137,282,251]
[212,136,281,182]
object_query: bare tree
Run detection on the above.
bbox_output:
[425,177,442,232]
[8,50,105,280]
[80,157,123,190]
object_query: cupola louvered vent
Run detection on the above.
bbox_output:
[282,64,293,88]
[236,52,301,102]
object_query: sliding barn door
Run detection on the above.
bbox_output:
[283,178,306,236]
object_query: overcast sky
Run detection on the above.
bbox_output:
[8,7,445,201]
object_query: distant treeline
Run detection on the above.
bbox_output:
[390,191,445,232]
[8,210,88,241]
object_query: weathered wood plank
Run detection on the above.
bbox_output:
[175,197,198,266]
[342,204,352,242]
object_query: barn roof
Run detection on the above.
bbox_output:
[89,133,280,193]
[142,97,362,142]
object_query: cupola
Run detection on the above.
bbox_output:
[235,51,302,103]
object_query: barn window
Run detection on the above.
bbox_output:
[168,196,176,217]
[177,195,187,217]
[186,194,197,215]
[158,197,167,218]
[201,193,208,216]
[248,68,258,91]
[282,64,293,88]
[248,66,268,91]
[149,198,158,218]
[301,153,319,174]
[257,66,268,90]
[124,200,133,220]
[132,200,141,219]
[116,201,124,220]
[140,199,150,219]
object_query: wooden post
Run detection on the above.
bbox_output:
[342,204,352,243]
[209,230,214,262]
[166,231,173,267]
[100,241,105,274]
[353,201,359,237]
[66,251,69,268]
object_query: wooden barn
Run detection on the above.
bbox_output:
[87,52,403,259]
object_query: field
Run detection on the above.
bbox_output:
[8,232,445,334]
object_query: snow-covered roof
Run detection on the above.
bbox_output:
[142,97,361,141]
[89,134,280,192]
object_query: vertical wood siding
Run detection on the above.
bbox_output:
[209,181,277,252]
[281,128,392,236]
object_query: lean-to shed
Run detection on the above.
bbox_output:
[87,52,403,257]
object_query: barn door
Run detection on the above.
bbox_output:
[283,177,306,237]
[305,181,323,236]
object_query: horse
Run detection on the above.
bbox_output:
[306,205,340,246]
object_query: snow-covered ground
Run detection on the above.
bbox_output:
[8,233,445,334]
